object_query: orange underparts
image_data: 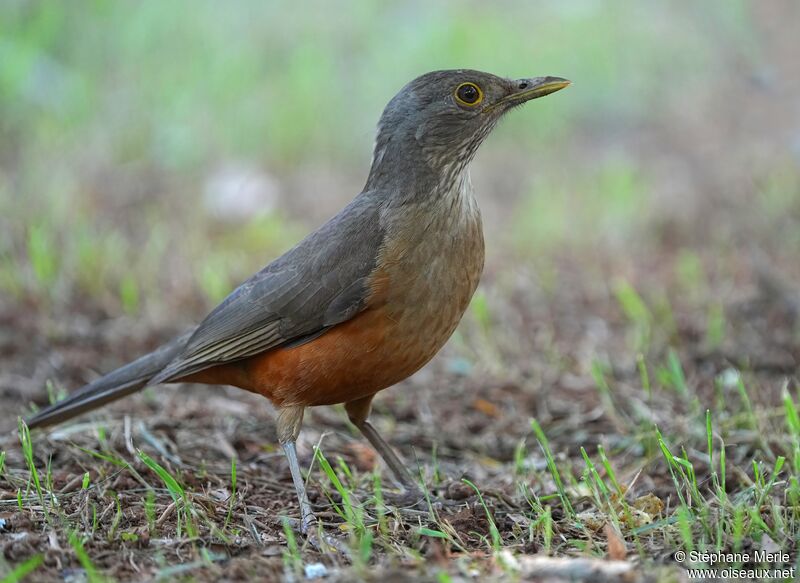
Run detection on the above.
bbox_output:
[179,304,429,408]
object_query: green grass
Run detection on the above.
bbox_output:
[68,530,104,583]
[4,367,800,580]
[17,418,51,522]
[223,457,237,531]
[0,554,44,583]
[281,517,302,575]
[137,449,199,539]
[314,447,369,540]
[530,419,574,518]
[462,479,501,552]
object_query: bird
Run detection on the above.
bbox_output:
[25,69,570,534]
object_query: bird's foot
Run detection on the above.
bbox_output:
[383,486,459,511]
[284,513,350,555]
[306,529,350,555]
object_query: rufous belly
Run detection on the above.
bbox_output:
[183,300,447,407]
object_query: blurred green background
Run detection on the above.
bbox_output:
[1,0,798,322]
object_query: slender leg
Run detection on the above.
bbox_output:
[277,405,316,534]
[345,395,421,492]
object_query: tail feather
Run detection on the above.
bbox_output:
[26,329,195,429]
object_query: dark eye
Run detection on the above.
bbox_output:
[454,82,483,106]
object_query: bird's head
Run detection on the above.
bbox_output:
[368,69,570,188]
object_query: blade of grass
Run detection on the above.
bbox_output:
[224,457,237,530]
[531,419,574,517]
[462,479,501,552]
[68,531,103,583]
[1,553,44,583]
[17,418,50,521]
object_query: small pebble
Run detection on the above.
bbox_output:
[718,368,741,388]
[304,562,328,579]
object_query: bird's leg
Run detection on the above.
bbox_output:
[278,406,352,556]
[277,405,316,535]
[345,395,423,498]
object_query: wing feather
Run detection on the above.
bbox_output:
[150,194,385,384]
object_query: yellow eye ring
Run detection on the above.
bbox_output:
[454,82,483,107]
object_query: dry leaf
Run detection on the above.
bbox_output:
[576,510,606,531]
[604,522,627,560]
[472,397,501,418]
[632,493,664,517]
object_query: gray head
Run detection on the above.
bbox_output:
[367,69,570,190]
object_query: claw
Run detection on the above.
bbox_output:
[306,530,350,555]
[384,487,459,512]
[384,488,428,508]
[283,515,350,555]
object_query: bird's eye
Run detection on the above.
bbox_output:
[454,82,483,107]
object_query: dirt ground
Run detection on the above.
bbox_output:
[1,231,799,581]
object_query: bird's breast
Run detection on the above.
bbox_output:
[368,179,485,367]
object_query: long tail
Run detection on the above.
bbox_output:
[26,329,195,429]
